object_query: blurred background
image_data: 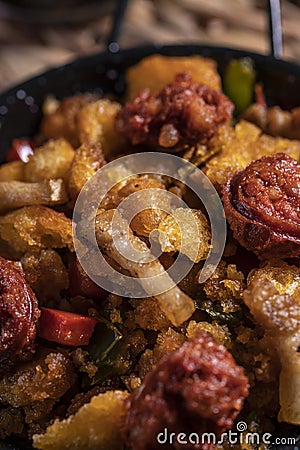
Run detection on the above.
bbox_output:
[0,0,300,93]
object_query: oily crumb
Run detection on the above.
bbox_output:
[21,249,69,305]
[200,260,245,312]
[0,406,24,439]
[100,174,170,238]
[204,120,300,191]
[71,348,98,378]
[244,268,300,424]
[186,320,232,348]
[0,350,75,407]
[126,297,172,331]
[138,328,186,379]
[33,390,129,450]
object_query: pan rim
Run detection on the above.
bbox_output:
[1,43,300,102]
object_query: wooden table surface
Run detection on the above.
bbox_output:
[0,0,300,93]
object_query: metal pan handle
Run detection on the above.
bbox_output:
[106,0,129,52]
[267,0,283,59]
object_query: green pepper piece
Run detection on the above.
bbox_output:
[87,318,123,365]
[86,318,123,384]
[195,297,242,326]
[205,306,242,326]
[223,58,256,115]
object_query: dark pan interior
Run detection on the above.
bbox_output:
[0,44,300,449]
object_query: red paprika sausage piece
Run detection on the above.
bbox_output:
[222,153,300,260]
[0,256,40,372]
[122,332,248,450]
[116,73,233,151]
[37,307,98,346]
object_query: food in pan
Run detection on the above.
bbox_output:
[222,153,300,259]
[0,54,299,449]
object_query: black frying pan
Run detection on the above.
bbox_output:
[0,1,300,449]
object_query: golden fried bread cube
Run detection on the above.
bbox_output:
[78,99,123,156]
[126,54,221,100]
[68,143,106,200]
[24,139,74,183]
[0,205,74,256]
[41,93,99,147]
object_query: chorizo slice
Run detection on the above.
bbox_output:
[122,331,249,450]
[0,256,40,372]
[116,73,233,151]
[222,153,300,259]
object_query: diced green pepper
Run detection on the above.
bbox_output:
[223,58,256,115]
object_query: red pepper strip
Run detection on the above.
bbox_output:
[6,138,35,163]
[254,83,267,108]
[37,307,98,346]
